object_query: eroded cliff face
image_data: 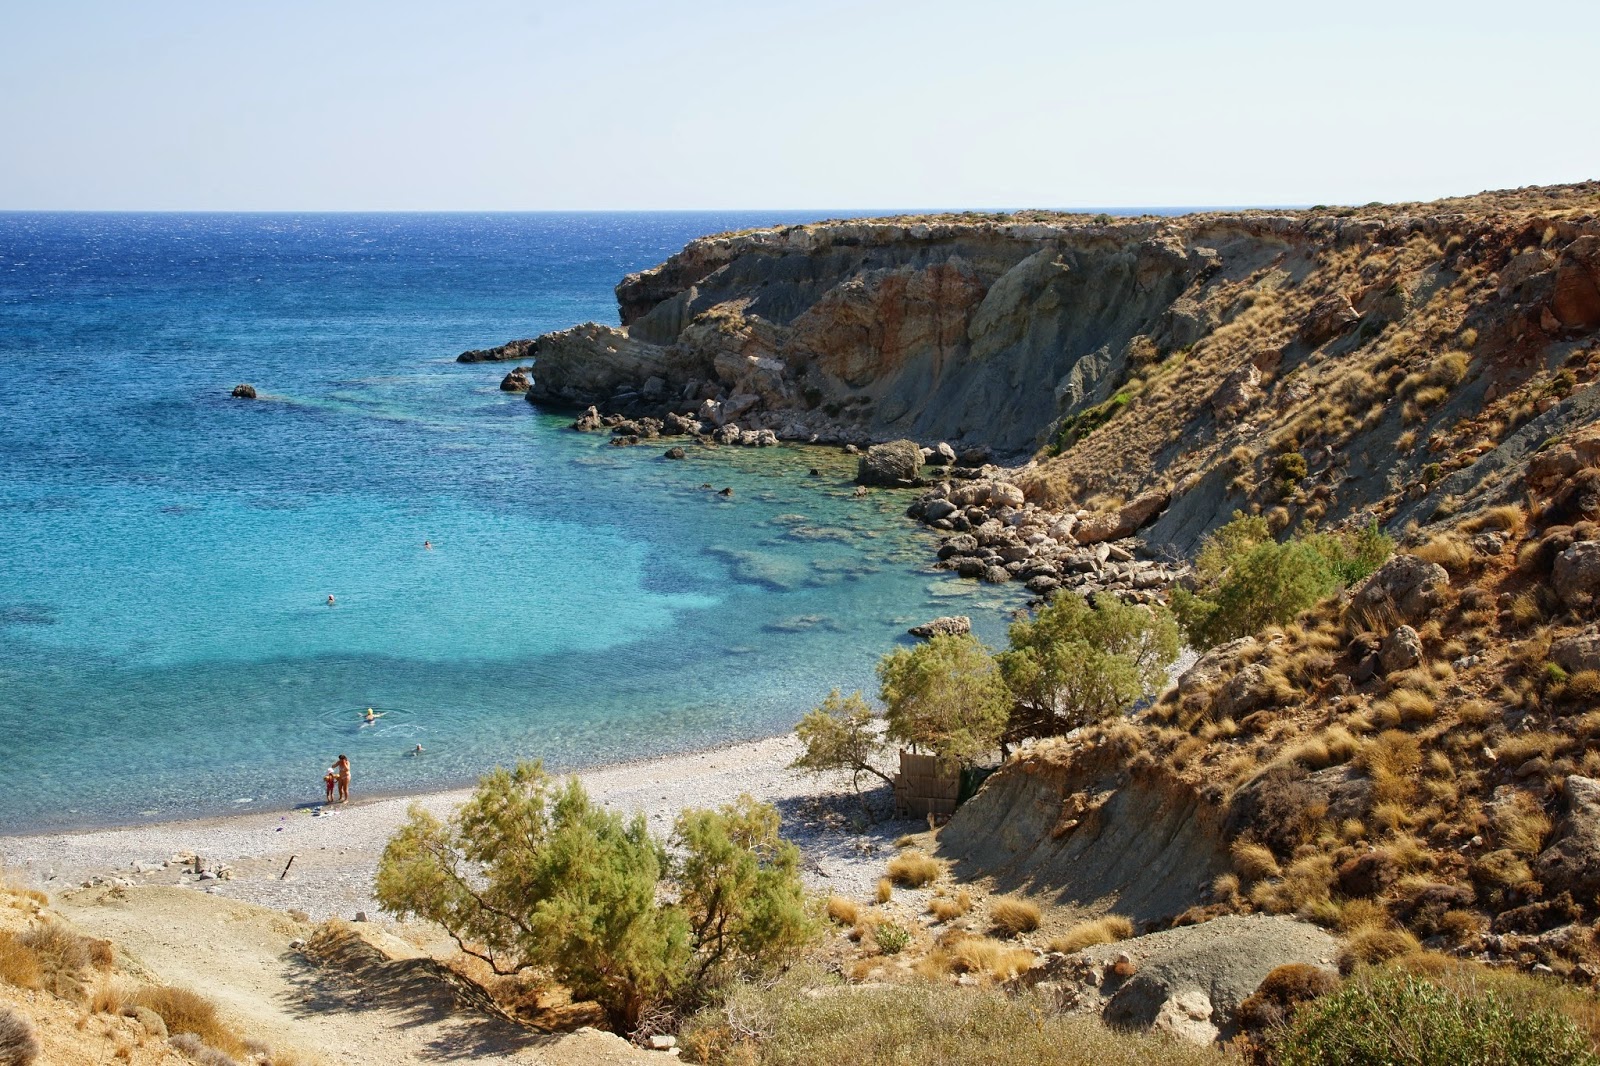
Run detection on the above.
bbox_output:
[481,184,1600,553]
[519,217,1240,455]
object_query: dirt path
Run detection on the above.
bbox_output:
[58,885,659,1066]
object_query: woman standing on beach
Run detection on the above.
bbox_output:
[336,754,351,803]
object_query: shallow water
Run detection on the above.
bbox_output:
[0,213,1023,831]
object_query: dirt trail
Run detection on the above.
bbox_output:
[57,886,658,1066]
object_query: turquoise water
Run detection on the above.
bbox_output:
[0,213,1021,832]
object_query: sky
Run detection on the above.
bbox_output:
[2,0,1597,211]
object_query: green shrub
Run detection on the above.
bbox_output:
[1173,514,1391,648]
[376,763,814,1029]
[1278,971,1598,1066]
[791,689,893,798]
[879,635,1010,763]
[999,593,1178,740]
[873,922,910,955]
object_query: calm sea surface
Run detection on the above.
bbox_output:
[0,213,1022,832]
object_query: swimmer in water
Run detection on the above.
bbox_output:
[423,540,432,550]
[411,743,424,756]
[327,594,336,607]
[362,708,384,724]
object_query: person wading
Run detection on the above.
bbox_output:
[336,754,351,803]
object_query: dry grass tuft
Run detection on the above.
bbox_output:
[1231,840,1282,882]
[1337,926,1422,974]
[875,878,893,905]
[1492,793,1553,858]
[825,897,860,927]
[886,850,943,888]
[128,984,248,1057]
[0,931,44,992]
[989,897,1042,937]
[1050,915,1135,954]
[946,935,1036,981]
[928,890,972,923]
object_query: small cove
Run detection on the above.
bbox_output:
[0,213,1025,831]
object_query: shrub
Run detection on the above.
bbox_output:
[878,635,1010,763]
[16,922,94,999]
[1050,915,1134,954]
[998,594,1180,741]
[947,935,1036,980]
[1236,962,1340,1035]
[872,922,910,955]
[0,1006,40,1066]
[1278,971,1598,1066]
[792,690,893,797]
[376,762,815,1029]
[681,967,1230,1066]
[929,891,972,922]
[1173,514,1390,648]
[1231,840,1283,882]
[875,879,893,904]
[1337,927,1421,973]
[886,851,943,888]
[0,932,42,992]
[1493,793,1553,859]
[989,898,1041,936]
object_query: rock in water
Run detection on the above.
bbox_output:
[856,440,925,487]
[230,383,257,399]
[499,367,531,392]
[663,446,686,460]
[908,615,972,639]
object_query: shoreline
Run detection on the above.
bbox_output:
[1,732,913,920]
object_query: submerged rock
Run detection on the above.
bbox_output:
[908,615,971,639]
[230,383,257,399]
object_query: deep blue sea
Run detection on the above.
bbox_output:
[0,213,1022,832]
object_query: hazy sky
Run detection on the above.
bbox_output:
[3,0,1596,211]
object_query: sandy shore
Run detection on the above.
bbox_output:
[1,734,911,919]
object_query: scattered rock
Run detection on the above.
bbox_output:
[1553,541,1600,609]
[1552,628,1600,674]
[1537,776,1600,902]
[1350,554,1450,623]
[1073,490,1170,545]
[1298,292,1360,346]
[499,367,532,392]
[1377,625,1423,675]
[856,440,925,487]
[1552,235,1600,330]
[663,447,687,460]
[230,383,257,399]
[908,616,972,639]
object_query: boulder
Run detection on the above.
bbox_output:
[663,447,687,460]
[1073,490,1171,545]
[1552,236,1600,330]
[663,411,701,435]
[1217,663,1271,719]
[937,534,979,559]
[1095,915,1339,1045]
[982,565,1011,584]
[1378,625,1423,675]
[908,616,972,639]
[1176,637,1254,699]
[1537,776,1600,902]
[1210,364,1261,418]
[457,337,536,363]
[572,406,604,432]
[1553,541,1600,608]
[934,442,958,465]
[856,440,925,487]
[1552,628,1600,674]
[1298,292,1360,346]
[1350,555,1450,623]
[230,383,257,399]
[923,499,959,522]
[498,368,532,392]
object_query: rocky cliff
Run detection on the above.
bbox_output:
[468,183,1600,552]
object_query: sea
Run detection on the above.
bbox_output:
[0,212,1024,833]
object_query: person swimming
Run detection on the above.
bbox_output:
[327,594,336,606]
[362,708,384,724]
[423,540,432,550]
[411,743,424,756]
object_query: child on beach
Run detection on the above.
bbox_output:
[323,764,338,803]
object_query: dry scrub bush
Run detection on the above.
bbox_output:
[989,898,1041,936]
[680,967,1230,1066]
[1412,533,1474,573]
[1462,504,1526,536]
[0,932,42,992]
[1231,840,1282,882]
[1050,915,1135,954]
[1493,793,1553,859]
[886,851,943,887]
[825,897,860,927]
[946,935,1035,981]
[0,1006,40,1066]
[875,879,893,905]
[1338,926,1422,974]
[928,890,972,923]
[130,985,250,1059]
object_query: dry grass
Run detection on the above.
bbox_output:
[945,935,1036,981]
[1049,915,1135,954]
[1230,840,1282,882]
[1492,793,1553,858]
[0,931,43,992]
[825,897,860,926]
[1337,926,1422,974]
[1412,533,1474,573]
[875,879,893,905]
[886,851,943,888]
[928,890,972,923]
[989,897,1042,937]
[127,984,248,1057]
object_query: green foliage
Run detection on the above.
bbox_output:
[791,689,893,793]
[878,635,1009,763]
[375,762,814,1030]
[1279,971,1598,1066]
[1051,391,1133,453]
[998,594,1179,740]
[873,921,910,955]
[1173,513,1392,649]
[1275,451,1309,483]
